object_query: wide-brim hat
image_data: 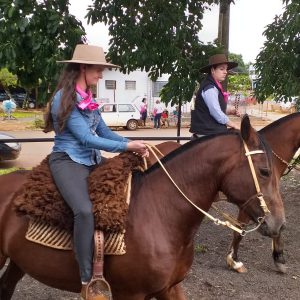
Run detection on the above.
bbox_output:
[200,54,238,73]
[57,44,119,68]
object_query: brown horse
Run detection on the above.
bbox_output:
[226,112,300,274]
[0,116,285,300]
[151,113,300,275]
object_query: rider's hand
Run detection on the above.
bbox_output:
[127,141,149,157]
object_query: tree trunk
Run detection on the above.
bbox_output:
[218,0,231,91]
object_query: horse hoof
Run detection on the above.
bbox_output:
[226,259,248,273]
[234,265,248,273]
[275,263,287,274]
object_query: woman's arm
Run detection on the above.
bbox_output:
[202,87,229,124]
[66,108,128,153]
[202,88,239,130]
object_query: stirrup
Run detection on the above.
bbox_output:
[88,230,112,300]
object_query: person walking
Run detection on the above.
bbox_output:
[152,99,164,129]
[140,97,148,126]
[43,44,148,300]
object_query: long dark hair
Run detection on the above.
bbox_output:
[44,63,81,133]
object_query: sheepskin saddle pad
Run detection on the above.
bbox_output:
[14,152,145,233]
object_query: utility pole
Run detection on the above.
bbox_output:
[218,0,232,90]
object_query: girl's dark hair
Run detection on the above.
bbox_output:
[44,63,81,133]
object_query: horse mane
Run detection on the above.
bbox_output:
[145,129,273,175]
[145,131,240,174]
[259,112,300,134]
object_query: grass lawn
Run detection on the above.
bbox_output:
[0,109,43,119]
[0,167,22,175]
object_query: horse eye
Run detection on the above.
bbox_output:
[260,168,271,177]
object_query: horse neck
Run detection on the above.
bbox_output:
[130,135,237,241]
[261,115,300,174]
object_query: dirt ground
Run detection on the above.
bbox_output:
[1,112,299,299]
[0,171,299,300]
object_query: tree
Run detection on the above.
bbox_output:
[87,0,223,108]
[0,0,86,106]
[228,74,251,94]
[254,0,300,110]
[0,68,17,90]
[228,53,247,74]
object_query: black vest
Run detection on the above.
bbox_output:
[190,75,228,135]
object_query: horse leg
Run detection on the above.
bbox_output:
[272,235,287,273]
[0,260,25,300]
[156,283,187,300]
[226,210,248,273]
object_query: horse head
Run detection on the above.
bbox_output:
[221,115,285,238]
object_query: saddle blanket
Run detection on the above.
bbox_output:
[26,219,126,255]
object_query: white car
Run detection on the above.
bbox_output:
[99,103,141,130]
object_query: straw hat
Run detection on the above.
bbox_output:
[57,44,119,68]
[200,54,238,73]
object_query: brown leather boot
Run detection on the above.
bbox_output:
[80,283,109,300]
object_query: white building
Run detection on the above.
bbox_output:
[96,69,191,113]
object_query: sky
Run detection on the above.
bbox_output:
[69,0,284,63]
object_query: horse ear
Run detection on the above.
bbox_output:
[241,114,259,145]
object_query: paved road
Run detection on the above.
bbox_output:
[0,127,192,169]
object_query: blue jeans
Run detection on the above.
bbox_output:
[49,152,96,282]
[154,113,162,128]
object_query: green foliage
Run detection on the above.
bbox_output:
[228,53,248,74]
[33,118,45,129]
[254,0,300,104]
[0,167,22,175]
[195,243,208,253]
[228,74,251,94]
[0,68,17,89]
[0,0,86,105]
[0,110,42,119]
[87,0,222,106]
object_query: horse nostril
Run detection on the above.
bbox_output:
[280,223,286,232]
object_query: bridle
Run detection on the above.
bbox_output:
[146,138,271,236]
[272,150,300,175]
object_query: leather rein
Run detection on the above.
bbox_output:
[272,150,300,175]
[146,139,270,236]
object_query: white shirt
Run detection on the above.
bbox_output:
[153,103,164,114]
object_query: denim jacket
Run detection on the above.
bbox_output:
[51,90,128,166]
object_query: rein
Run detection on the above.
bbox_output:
[145,140,270,236]
[272,150,300,175]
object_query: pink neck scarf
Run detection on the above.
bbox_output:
[214,80,230,103]
[76,84,99,111]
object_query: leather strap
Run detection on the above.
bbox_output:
[93,230,104,278]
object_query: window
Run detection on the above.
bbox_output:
[152,81,167,97]
[105,80,116,89]
[100,104,117,112]
[119,104,136,112]
[125,80,136,90]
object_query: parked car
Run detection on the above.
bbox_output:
[11,93,36,109]
[0,132,22,161]
[0,92,10,102]
[99,103,141,130]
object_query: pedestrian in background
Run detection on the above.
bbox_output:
[140,97,148,126]
[152,99,164,129]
